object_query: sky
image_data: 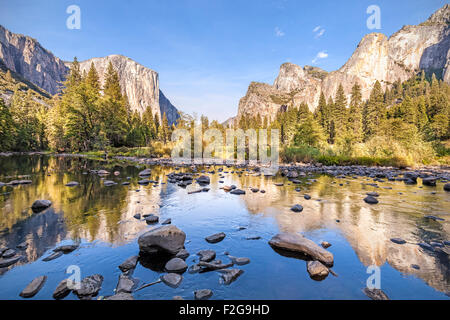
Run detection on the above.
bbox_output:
[0,0,447,122]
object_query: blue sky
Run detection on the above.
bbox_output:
[1,0,447,121]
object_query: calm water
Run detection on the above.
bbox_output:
[0,155,449,300]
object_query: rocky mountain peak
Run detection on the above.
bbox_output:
[236,5,450,122]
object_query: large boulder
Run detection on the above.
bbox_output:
[269,233,334,266]
[138,225,186,255]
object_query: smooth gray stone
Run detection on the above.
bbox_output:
[161,218,172,225]
[364,196,379,204]
[0,255,22,268]
[2,249,16,258]
[165,258,188,273]
[53,279,72,300]
[138,225,186,255]
[43,251,63,262]
[20,276,47,298]
[269,233,334,266]
[65,181,79,187]
[145,215,159,224]
[175,249,190,260]
[194,289,213,300]
[104,292,134,300]
[391,238,406,245]
[307,261,329,280]
[31,200,52,212]
[161,273,183,288]
[218,269,244,285]
[197,250,216,262]
[230,189,245,195]
[119,256,139,272]
[291,204,303,212]
[229,256,250,266]
[363,288,389,300]
[53,244,79,253]
[115,274,139,293]
[205,232,226,244]
[74,274,104,299]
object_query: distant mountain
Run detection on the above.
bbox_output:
[236,4,450,122]
[74,55,179,124]
[0,25,180,124]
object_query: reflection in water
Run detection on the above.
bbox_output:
[0,155,449,298]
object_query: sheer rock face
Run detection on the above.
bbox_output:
[75,55,180,125]
[0,25,68,95]
[237,4,450,121]
[0,26,179,125]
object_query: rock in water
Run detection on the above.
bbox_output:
[390,238,406,245]
[119,256,139,272]
[116,274,139,293]
[2,248,16,258]
[363,288,389,300]
[321,241,332,249]
[291,204,303,212]
[197,250,216,262]
[139,168,152,177]
[230,189,246,195]
[53,244,79,253]
[31,200,52,213]
[53,279,72,300]
[65,181,79,187]
[307,261,329,280]
[74,274,104,300]
[20,276,47,298]
[205,232,226,243]
[0,255,22,268]
[219,269,244,285]
[269,233,334,266]
[42,251,63,262]
[104,292,134,300]
[364,196,379,204]
[145,215,159,224]
[422,177,436,187]
[196,175,211,185]
[161,273,183,288]
[228,256,250,265]
[175,249,190,260]
[165,258,188,273]
[161,218,172,225]
[138,225,186,255]
[444,183,450,192]
[194,289,213,300]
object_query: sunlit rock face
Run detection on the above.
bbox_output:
[75,55,180,125]
[236,4,450,121]
[0,25,68,95]
[0,26,180,125]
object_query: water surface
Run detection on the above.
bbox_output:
[0,155,449,300]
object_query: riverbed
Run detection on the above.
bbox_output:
[0,155,449,300]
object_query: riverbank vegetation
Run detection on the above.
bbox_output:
[0,58,449,166]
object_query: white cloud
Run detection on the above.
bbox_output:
[313,26,325,38]
[312,51,328,63]
[275,27,285,37]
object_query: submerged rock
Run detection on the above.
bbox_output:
[53,279,72,300]
[363,288,389,300]
[228,256,250,266]
[19,275,47,298]
[138,225,186,255]
[219,269,244,285]
[307,261,329,280]
[205,232,226,243]
[194,289,213,300]
[198,261,234,272]
[269,233,334,266]
[31,200,52,212]
[119,256,139,273]
[74,274,104,300]
[161,273,183,288]
[444,183,450,192]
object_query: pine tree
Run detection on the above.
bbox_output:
[348,83,363,142]
[333,84,348,138]
[0,99,15,150]
[363,81,385,141]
